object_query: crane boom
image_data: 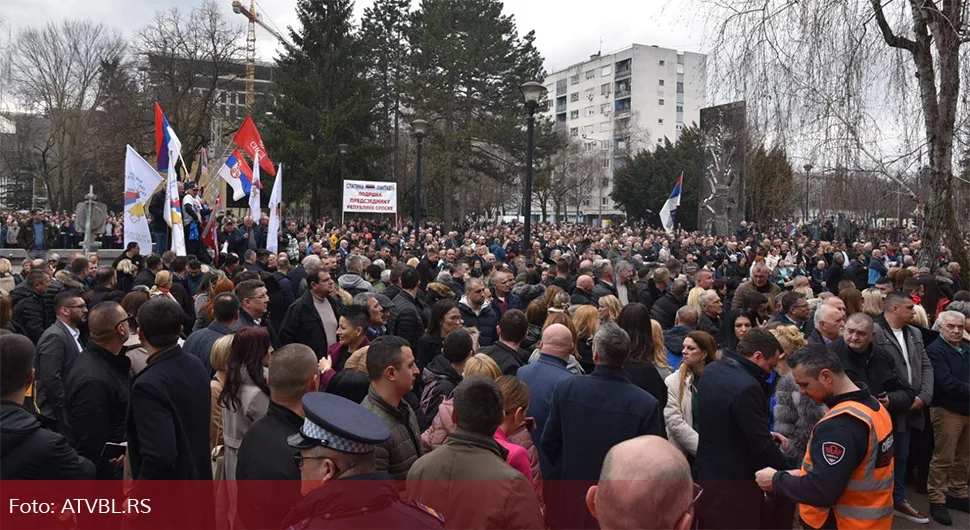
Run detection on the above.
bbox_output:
[231,1,293,110]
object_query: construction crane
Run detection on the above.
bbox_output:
[231,1,292,109]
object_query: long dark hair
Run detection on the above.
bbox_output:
[616,303,655,365]
[742,291,769,326]
[426,299,459,337]
[219,327,271,410]
[720,309,752,350]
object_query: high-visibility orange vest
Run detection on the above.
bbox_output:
[794,398,894,530]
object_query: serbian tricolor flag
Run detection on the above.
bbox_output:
[233,115,276,176]
[659,172,683,234]
[155,102,175,173]
[219,149,256,200]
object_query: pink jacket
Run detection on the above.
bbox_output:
[505,419,546,517]
[494,427,533,483]
[421,398,455,452]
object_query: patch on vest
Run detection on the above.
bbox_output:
[822,442,846,465]
[877,433,894,468]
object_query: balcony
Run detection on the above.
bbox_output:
[615,89,631,99]
[615,59,632,79]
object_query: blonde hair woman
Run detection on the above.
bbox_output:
[209,334,234,451]
[150,270,176,301]
[598,295,621,323]
[422,353,501,450]
[771,324,822,461]
[862,288,884,316]
[0,258,14,293]
[651,319,669,375]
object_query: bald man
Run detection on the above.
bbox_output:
[571,275,599,307]
[587,436,695,530]
[517,323,576,476]
[63,301,131,480]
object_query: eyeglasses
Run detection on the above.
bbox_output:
[111,313,133,330]
[676,483,704,528]
[293,454,328,470]
[64,303,88,310]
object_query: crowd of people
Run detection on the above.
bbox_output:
[1,210,969,529]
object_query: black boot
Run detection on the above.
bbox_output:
[930,503,952,526]
[945,495,970,513]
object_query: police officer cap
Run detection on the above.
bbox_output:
[287,393,390,454]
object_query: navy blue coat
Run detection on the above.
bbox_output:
[694,349,789,529]
[926,337,970,416]
[541,364,663,529]
[182,321,234,375]
[516,353,573,476]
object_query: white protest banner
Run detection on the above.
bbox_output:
[124,145,163,251]
[342,180,397,213]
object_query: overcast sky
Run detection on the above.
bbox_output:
[2,0,708,72]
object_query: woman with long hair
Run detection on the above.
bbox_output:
[543,285,566,311]
[862,287,885,316]
[219,326,272,481]
[572,305,600,374]
[414,299,464,373]
[720,309,753,351]
[149,270,176,301]
[209,334,234,451]
[741,291,770,327]
[771,326,822,461]
[838,287,863,317]
[598,295,621,323]
[664,331,717,460]
[651,319,671,377]
[522,299,548,352]
[616,303,668,411]
[495,376,545,515]
[121,290,152,375]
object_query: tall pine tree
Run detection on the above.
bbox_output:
[267,0,376,216]
[406,0,545,226]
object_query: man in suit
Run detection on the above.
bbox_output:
[182,292,238,374]
[126,297,212,527]
[235,279,279,347]
[874,292,935,524]
[35,290,87,429]
[542,323,664,529]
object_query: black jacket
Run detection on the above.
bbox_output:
[132,268,157,290]
[388,290,430,348]
[35,321,83,426]
[698,312,721,337]
[238,308,280,348]
[570,289,598,307]
[279,292,344,359]
[10,282,47,343]
[63,342,131,479]
[829,337,914,416]
[414,333,444,374]
[591,279,618,300]
[458,301,500,348]
[694,349,789,529]
[624,361,669,421]
[649,292,682,330]
[0,400,95,479]
[127,345,211,481]
[638,279,664,314]
[148,190,167,232]
[86,285,117,309]
[237,401,304,529]
[926,337,970,415]
[418,355,462,429]
[480,341,530,376]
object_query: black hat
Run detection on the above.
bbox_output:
[287,393,390,453]
[186,182,199,191]
[373,293,393,310]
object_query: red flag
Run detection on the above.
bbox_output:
[232,115,276,176]
[202,194,221,266]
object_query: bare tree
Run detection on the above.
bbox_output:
[9,20,126,211]
[698,0,970,277]
[135,0,244,159]
[538,129,601,221]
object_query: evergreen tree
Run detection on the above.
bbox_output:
[745,144,794,224]
[360,0,410,185]
[611,125,704,231]
[267,0,376,216]
[406,0,545,226]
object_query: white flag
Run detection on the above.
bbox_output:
[266,163,283,253]
[249,152,261,223]
[124,145,163,251]
[163,124,187,255]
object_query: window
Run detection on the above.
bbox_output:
[570,74,580,85]
[677,54,685,65]
[570,110,579,120]
[583,125,594,135]
[659,60,665,66]
[676,105,684,113]
[602,197,609,206]
[585,69,596,80]
[601,65,611,76]
[600,103,610,114]
[657,138,664,144]
[570,92,579,102]
[659,79,665,86]
[600,122,610,132]
[677,82,684,93]
[585,141,596,152]
[659,99,665,106]
[585,88,594,100]
[556,79,567,94]
[658,118,664,125]
[602,158,610,168]
[601,83,611,96]
[585,106,595,117]
[570,127,579,137]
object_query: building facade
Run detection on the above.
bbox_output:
[538,44,706,222]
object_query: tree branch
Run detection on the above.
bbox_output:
[871,0,918,51]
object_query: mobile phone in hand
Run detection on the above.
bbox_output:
[100,441,127,460]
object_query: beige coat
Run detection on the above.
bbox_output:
[220,368,269,480]
[664,369,698,456]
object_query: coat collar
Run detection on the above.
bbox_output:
[137,344,183,378]
[366,385,411,421]
[84,341,131,375]
[207,321,235,335]
[448,427,509,460]
[266,400,304,431]
[282,472,399,529]
[537,353,569,369]
[722,348,771,385]
[591,364,635,383]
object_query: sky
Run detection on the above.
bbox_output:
[1,0,709,73]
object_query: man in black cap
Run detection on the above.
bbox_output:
[283,393,444,530]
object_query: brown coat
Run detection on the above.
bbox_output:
[406,428,544,530]
[506,419,545,518]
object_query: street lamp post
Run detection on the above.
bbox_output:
[520,80,546,256]
[803,164,813,223]
[338,143,349,182]
[411,119,429,228]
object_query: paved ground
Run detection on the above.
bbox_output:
[893,486,969,529]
